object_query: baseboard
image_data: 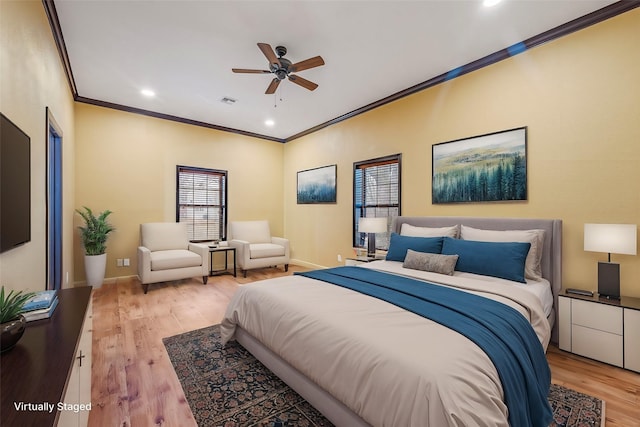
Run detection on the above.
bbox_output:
[72,275,137,288]
[290,259,327,270]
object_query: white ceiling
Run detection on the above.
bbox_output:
[54,0,618,141]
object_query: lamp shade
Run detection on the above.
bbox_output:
[359,217,387,234]
[584,223,637,255]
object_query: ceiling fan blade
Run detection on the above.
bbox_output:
[290,56,325,73]
[288,74,318,91]
[265,78,281,94]
[258,43,281,68]
[232,68,271,74]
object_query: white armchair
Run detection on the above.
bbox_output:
[137,222,209,294]
[228,220,290,277]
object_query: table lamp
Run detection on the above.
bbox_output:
[359,217,387,258]
[584,223,637,299]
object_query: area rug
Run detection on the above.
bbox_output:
[163,324,605,427]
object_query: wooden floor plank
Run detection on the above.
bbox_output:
[547,345,640,427]
[89,266,640,426]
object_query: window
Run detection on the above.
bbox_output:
[176,165,227,242]
[353,154,401,249]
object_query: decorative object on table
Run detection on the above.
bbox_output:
[584,223,637,299]
[358,217,387,257]
[432,127,527,204]
[0,286,36,352]
[22,298,59,322]
[21,290,56,312]
[76,206,115,288]
[296,164,336,204]
[20,290,59,322]
[164,324,604,427]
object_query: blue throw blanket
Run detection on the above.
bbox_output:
[297,266,552,427]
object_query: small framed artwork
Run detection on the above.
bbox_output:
[297,164,337,204]
[432,127,527,204]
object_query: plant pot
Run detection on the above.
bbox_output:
[1,314,26,353]
[84,253,107,288]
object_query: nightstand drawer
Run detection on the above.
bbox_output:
[572,299,622,334]
[572,324,623,367]
[624,309,640,372]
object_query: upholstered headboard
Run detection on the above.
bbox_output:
[391,216,563,342]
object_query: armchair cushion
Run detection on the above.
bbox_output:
[150,249,202,271]
[250,243,286,259]
[229,220,272,244]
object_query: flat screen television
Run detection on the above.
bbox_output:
[1,113,31,253]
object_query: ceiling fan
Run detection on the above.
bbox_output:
[232,43,325,94]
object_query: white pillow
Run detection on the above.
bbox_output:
[400,223,459,238]
[460,225,545,280]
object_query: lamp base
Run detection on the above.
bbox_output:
[367,233,376,258]
[598,261,620,300]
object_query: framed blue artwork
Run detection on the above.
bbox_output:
[432,127,527,203]
[297,164,337,204]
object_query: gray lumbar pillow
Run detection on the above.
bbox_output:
[402,249,459,275]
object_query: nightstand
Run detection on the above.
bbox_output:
[558,290,640,372]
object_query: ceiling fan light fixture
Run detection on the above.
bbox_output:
[232,43,324,95]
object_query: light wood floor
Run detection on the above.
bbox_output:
[88,267,639,427]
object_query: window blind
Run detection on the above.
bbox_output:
[353,154,401,249]
[176,165,227,242]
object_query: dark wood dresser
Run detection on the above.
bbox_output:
[1,286,92,427]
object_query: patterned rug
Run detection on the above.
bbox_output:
[163,324,605,427]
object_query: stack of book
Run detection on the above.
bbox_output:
[20,290,58,322]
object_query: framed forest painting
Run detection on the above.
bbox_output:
[432,127,527,204]
[297,164,337,204]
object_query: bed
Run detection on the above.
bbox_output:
[221,216,562,426]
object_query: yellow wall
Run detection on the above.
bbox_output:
[3,1,639,299]
[73,104,284,281]
[0,0,76,292]
[284,8,640,297]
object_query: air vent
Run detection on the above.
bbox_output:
[220,97,237,105]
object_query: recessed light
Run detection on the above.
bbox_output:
[483,0,502,7]
[140,89,155,97]
[265,120,275,127]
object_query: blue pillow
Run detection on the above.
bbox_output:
[440,237,531,283]
[385,233,443,262]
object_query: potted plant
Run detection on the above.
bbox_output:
[76,206,115,288]
[1,286,36,352]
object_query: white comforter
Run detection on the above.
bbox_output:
[221,261,551,427]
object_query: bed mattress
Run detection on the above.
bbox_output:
[362,260,555,318]
[221,262,551,427]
